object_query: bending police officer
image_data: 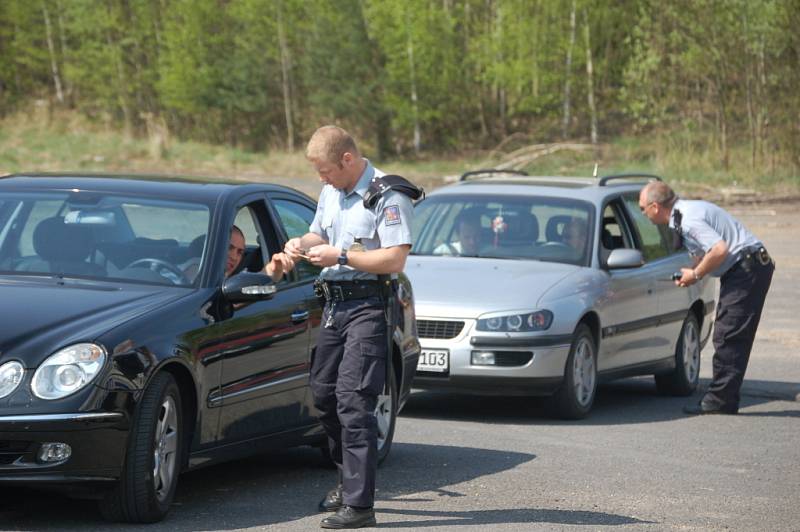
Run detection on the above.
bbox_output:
[283,126,414,529]
[639,181,774,415]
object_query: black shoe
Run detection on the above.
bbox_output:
[318,485,343,512]
[683,399,737,415]
[320,505,376,529]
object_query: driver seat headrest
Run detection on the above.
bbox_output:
[33,216,94,262]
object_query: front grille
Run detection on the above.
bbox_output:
[0,440,32,465]
[417,320,465,339]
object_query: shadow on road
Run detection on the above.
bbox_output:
[402,377,800,426]
[0,443,536,530]
[376,507,652,528]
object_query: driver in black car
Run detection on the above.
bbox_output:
[183,225,293,282]
[225,225,246,277]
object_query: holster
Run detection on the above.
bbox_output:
[312,278,327,307]
[378,274,398,394]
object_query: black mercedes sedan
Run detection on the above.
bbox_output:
[0,174,421,523]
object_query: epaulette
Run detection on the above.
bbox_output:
[363,174,425,209]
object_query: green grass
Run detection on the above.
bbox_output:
[2,107,797,202]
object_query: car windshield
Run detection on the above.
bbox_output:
[0,191,211,286]
[412,194,594,266]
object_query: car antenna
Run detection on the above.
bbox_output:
[592,163,599,178]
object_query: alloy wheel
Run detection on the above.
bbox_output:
[153,396,179,502]
[572,337,596,408]
[682,318,700,383]
[375,392,393,450]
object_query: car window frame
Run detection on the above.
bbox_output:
[200,193,276,287]
[597,195,639,267]
[267,191,322,285]
[619,192,673,262]
[268,194,321,283]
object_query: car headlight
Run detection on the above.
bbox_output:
[0,361,24,399]
[476,310,553,332]
[31,343,106,400]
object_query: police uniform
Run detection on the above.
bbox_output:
[671,199,774,412]
[308,160,414,508]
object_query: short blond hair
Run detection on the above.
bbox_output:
[306,125,359,164]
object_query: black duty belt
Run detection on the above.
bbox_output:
[314,279,383,302]
[728,246,772,275]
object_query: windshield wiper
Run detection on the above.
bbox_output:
[0,272,119,290]
[475,255,534,261]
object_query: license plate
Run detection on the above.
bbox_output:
[417,349,449,373]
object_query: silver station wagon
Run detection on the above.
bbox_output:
[406,171,716,419]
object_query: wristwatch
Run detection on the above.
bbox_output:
[337,250,348,266]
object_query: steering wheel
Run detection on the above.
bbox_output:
[541,241,573,250]
[127,258,189,285]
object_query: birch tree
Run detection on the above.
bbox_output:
[562,0,577,139]
[583,9,597,144]
[41,1,64,103]
[277,1,294,151]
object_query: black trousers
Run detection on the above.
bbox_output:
[706,258,774,410]
[310,297,387,508]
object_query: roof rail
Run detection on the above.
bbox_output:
[598,173,662,186]
[459,168,529,182]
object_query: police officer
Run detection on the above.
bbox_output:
[283,126,414,529]
[639,181,774,415]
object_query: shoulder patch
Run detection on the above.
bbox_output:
[384,205,402,226]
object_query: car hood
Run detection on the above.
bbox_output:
[405,256,577,318]
[0,276,189,367]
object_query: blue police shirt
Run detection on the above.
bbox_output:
[669,198,762,277]
[309,160,414,281]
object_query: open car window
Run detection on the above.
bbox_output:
[621,195,671,262]
[272,198,321,281]
[0,191,211,286]
[229,203,269,278]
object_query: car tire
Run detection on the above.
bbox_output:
[317,358,397,467]
[655,312,700,396]
[550,323,597,420]
[100,372,183,523]
[376,360,398,465]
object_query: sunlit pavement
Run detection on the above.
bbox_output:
[1,205,797,531]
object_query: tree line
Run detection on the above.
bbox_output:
[1,0,798,171]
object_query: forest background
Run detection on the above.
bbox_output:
[1,0,799,200]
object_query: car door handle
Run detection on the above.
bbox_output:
[291,310,309,323]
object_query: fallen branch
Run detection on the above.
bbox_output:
[496,142,598,170]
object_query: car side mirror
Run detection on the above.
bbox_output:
[606,248,644,270]
[222,271,277,303]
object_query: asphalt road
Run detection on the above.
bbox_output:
[1,205,798,531]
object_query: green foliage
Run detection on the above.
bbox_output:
[0,0,797,176]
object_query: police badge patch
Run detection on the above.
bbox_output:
[384,205,401,226]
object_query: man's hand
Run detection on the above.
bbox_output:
[284,237,305,261]
[308,244,342,267]
[265,252,295,281]
[675,267,698,287]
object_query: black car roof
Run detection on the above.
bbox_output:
[0,173,309,203]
